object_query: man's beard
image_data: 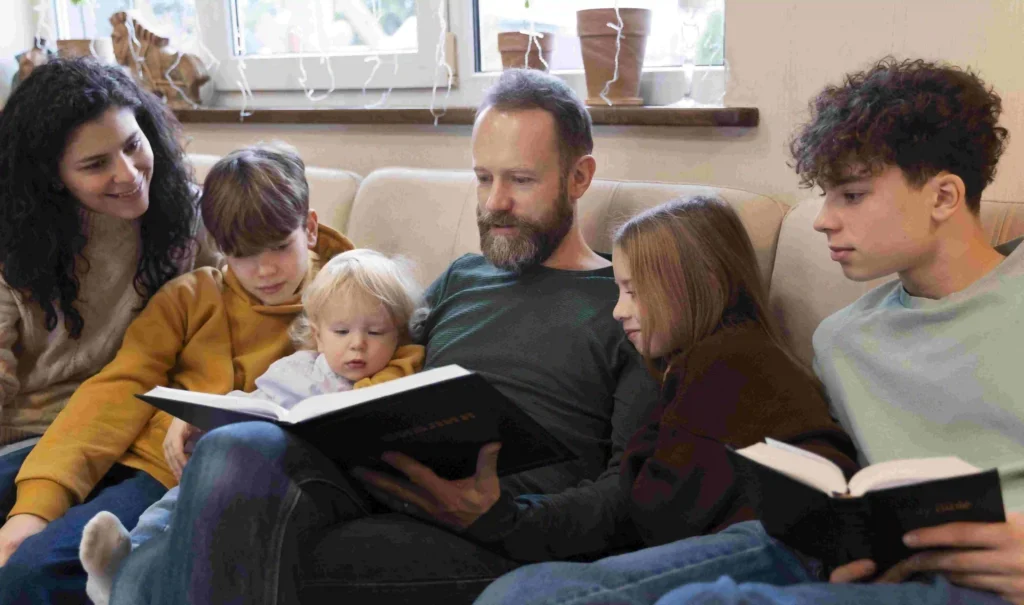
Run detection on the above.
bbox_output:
[477,184,574,273]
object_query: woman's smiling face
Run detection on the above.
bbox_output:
[58,106,154,220]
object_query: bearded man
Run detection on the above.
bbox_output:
[110,68,659,605]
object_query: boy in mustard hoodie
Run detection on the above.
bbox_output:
[0,143,364,603]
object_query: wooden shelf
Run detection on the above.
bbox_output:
[174,106,759,128]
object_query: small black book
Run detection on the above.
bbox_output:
[727,439,1005,571]
[137,365,577,480]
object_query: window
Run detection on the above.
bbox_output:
[53,0,193,40]
[51,0,452,92]
[475,0,724,73]
[233,0,418,56]
[47,0,726,106]
[202,0,452,91]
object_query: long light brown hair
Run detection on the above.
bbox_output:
[614,196,800,376]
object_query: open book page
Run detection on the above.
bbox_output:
[848,457,982,497]
[735,440,848,495]
[144,386,286,421]
[283,365,471,424]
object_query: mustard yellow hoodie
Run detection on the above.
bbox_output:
[11,225,353,522]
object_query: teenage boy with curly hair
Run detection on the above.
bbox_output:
[476,57,1024,605]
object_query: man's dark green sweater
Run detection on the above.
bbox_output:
[422,254,659,561]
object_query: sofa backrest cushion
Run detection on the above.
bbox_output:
[189,153,362,234]
[770,197,1024,366]
[344,168,788,289]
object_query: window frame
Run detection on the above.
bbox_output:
[46,0,727,107]
[194,0,454,92]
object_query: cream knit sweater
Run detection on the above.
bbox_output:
[0,210,150,446]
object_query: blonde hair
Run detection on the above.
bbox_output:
[614,196,801,375]
[290,249,427,349]
[200,141,309,257]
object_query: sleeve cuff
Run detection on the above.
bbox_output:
[8,478,76,522]
[463,490,521,543]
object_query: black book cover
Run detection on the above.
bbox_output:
[727,448,1006,570]
[138,370,578,480]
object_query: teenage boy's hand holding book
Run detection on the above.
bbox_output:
[730,439,1008,583]
[830,512,1024,605]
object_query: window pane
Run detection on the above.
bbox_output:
[56,1,197,45]
[476,0,724,72]
[59,0,132,38]
[136,0,197,41]
[231,0,418,57]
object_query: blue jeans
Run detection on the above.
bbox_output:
[651,575,1010,604]
[0,456,167,605]
[110,421,521,605]
[476,521,816,605]
[0,438,39,517]
[475,521,1008,605]
[130,485,178,549]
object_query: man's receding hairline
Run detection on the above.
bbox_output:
[473,106,562,157]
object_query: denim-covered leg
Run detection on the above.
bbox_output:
[111,421,378,605]
[0,465,167,605]
[652,574,1011,605]
[129,485,179,549]
[475,521,819,605]
[0,437,39,516]
[110,531,166,605]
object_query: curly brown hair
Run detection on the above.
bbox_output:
[790,57,1008,212]
[0,58,197,338]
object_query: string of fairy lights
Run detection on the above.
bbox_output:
[28,0,725,118]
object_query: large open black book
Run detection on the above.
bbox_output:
[728,439,1005,570]
[137,365,577,480]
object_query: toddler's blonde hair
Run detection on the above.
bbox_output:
[290,249,427,349]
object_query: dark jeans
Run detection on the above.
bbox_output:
[111,421,521,605]
[0,438,37,517]
[0,441,167,605]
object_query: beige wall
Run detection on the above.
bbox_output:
[183,0,1024,206]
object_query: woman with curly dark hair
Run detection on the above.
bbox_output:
[0,58,201,512]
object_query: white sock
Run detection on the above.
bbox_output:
[80,511,131,605]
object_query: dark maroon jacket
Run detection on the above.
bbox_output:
[623,322,860,547]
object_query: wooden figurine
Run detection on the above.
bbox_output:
[109,11,210,107]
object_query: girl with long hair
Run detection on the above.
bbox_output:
[476,196,860,605]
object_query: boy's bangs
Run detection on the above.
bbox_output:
[217,195,303,258]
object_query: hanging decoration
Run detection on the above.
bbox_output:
[362,54,399,108]
[522,1,548,72]
[162,0,217,109]
[360,0,396,108]
[429,0,454,126]
[233,22,254,119]
[293,4,336,103]
[597,3,623,106]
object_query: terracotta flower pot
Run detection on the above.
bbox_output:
[576,8,651,106]
[57,38,116,64]
[498,31,554,71]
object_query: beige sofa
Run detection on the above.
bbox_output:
[191,154,1024,366]
[188,154,1024,602]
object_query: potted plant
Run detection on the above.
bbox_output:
[576,7,651,106]
[496,0,554,71]
[58,0,116,63]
